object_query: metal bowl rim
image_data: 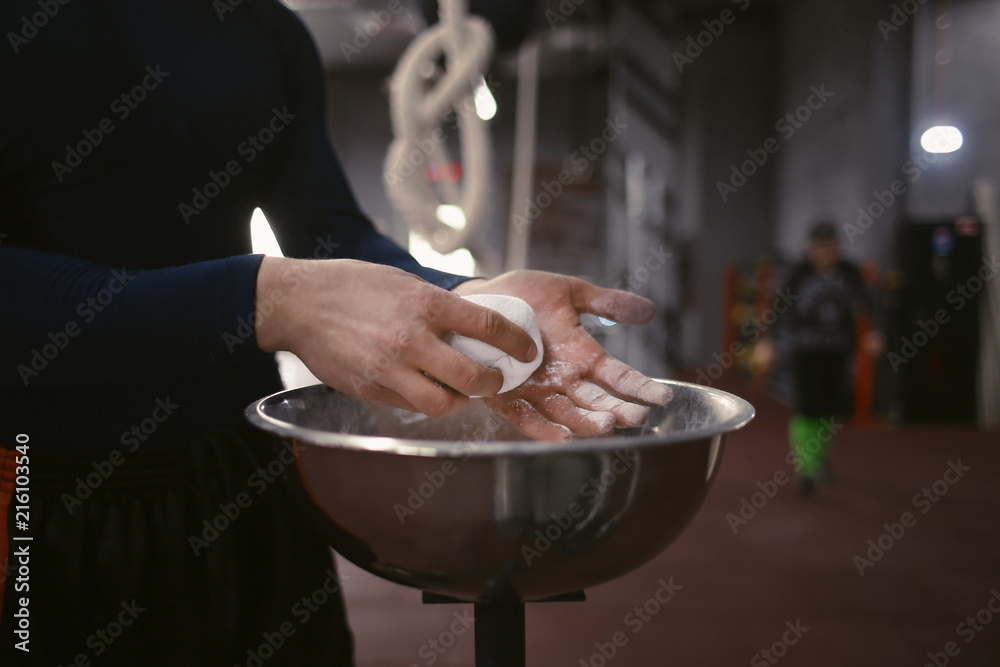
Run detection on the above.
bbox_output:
[245,379,754,457]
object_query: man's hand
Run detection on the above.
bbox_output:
[254,257,537,418]
[862,330,885,357]
[452,270,672,441]
[751,338,776,377]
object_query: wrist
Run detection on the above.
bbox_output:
[254,255,294,353]
[450,277,488,296]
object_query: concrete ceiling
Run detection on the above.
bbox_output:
[286,0,612,70]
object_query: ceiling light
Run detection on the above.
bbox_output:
[474,77,497,121]
[435,204,467,230]
[920,125,963,153]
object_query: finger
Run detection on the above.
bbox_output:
[567,381,651,428]
[387,368,470,418]
[435,296,537,363]
[569,279,656,325]
[591,357,672,405]
[485,396,573,442]
[536,394,617,437]
[412,339,507,397]
[358,385,423,413]
[335,375,423,412]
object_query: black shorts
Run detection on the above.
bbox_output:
[792,349,850,417]
[1,426,353,666]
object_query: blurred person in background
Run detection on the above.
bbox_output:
[755,222,883,495]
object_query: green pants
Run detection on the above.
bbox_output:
[789,415,832,477]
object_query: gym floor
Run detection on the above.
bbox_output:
[340,379,1000,666]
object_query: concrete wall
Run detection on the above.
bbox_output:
[772,0,912,264]
[773,0,1000,255]
[323,49,612,274]
[323,69,516,259]
[907,0,1000,219]
[310,0,1000,374]
[674,3,780,367]
[324,73,400,237]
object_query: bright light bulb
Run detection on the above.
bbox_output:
[250,207,284,256]
[474,78,497,121]
[435,204,467,230]
[920,125,963,154]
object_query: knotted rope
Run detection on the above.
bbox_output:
[384,0,495,255]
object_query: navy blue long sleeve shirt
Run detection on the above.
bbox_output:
[0,0,465,449]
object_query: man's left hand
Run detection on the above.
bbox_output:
[452,270,672,441]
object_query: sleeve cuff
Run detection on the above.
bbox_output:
[214,253,272,361]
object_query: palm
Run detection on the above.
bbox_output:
[453,271,671,440]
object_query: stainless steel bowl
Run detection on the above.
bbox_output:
[246,380,753,603]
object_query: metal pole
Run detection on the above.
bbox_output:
[505,37,540,272]
[422,590,584,667]
[474,602,526,667]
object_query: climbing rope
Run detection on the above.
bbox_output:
[383,0,495,255]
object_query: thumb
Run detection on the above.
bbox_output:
[571,279,655,325]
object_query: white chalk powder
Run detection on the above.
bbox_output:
[446,294,544,394]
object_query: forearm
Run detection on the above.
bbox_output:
[1,246,268,388]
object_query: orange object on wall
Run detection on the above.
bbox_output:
[722,265,740,364]
[853,261,880,427]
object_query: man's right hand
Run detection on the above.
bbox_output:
[751,338,776,377]
[253,257,537,418]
